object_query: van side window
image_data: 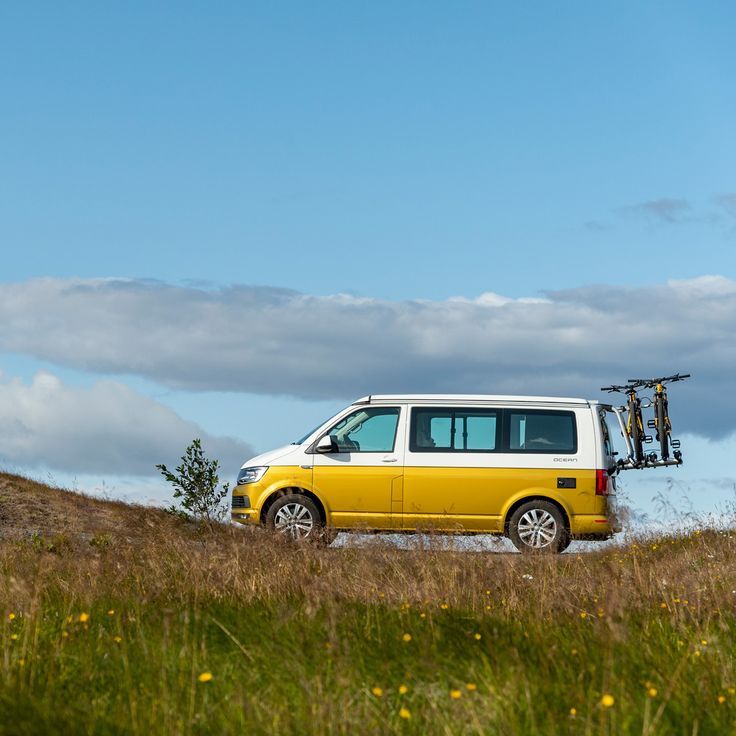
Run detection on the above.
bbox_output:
[410,408,499,452]
[325,407,400,452]
[507,410,577,453]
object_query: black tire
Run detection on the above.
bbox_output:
[264,493,334,546]
[508,500,568,554]
[557,534,572,553]
[629,398,644,465]
[656,397,669,461]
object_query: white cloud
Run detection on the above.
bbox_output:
[0,276,735,438]
[0,371,252,476]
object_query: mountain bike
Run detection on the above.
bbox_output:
[627,374,690,462]
[600,383,647,466]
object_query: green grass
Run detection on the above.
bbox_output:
[3,594,735,735]
[1,474,735,734]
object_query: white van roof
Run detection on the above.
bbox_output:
[354,394,591,407]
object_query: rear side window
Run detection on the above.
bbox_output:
[507,410,577,454]
[410,408,499,452]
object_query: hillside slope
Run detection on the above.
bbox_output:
[0,471,170,541]
[1,472,735,735]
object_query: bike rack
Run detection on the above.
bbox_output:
[600,374,690,472]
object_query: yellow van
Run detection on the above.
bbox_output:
[232,394,622,552]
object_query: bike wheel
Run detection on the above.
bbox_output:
[629,399,644,465]
[656,396,669,460]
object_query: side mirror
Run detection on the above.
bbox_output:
[315,435,337,453]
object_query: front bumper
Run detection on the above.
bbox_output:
[232,487,259,524]
[231,508,259,524]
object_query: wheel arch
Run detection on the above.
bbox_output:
[503,494,571,536]
[260,487,329,526]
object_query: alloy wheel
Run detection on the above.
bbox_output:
[517,508,557,549]
[274,502,315,540]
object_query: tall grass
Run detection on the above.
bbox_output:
[1,494,735,734]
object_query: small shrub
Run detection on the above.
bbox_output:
[156,439,229,523]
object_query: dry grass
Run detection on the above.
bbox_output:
[1,471,735,735]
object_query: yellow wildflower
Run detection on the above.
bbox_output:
[78,613,90,623]
[402,633,412,642]
[398,684,408,695]
[450,689,462,699]
[197,672,213,683]
[647,688,658,698]
[466,683,477,691]
[8,613,15,621]
[107,610,115,616]
[569,708,577,717]
[600,694,615,708]
[440,603,449,610]
[399,707,411,719]
[717,695,726,704]
[10,634,18,641]
[474,633,482,640]
[114,636,122,643]
[371,687,383,697]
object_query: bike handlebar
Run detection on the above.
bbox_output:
[626,374,691,388]
[600,384,639,394]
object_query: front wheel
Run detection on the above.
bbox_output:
[508,500,568,553]
[265,493,335,546]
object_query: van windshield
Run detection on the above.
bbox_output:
[292,422,325,445]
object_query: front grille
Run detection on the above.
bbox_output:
[232,495,250,509]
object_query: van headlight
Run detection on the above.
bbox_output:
[237,466,269,485]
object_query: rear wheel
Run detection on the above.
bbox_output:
[508,500,568,554]
[629,399,644,464]
[265,493,335,546]
[656,397,669,460]
[557,534,572,553]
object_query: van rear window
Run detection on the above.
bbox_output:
[409,407,577,454]
[507,410,577,454]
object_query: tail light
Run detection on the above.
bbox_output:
[595,469,609,496]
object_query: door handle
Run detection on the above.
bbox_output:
[382,457,398,463]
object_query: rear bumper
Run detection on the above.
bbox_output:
[570,514,616,538]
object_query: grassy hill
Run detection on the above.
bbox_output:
[0,472,734,735]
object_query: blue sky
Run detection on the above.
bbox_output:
[1,2,735,519]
